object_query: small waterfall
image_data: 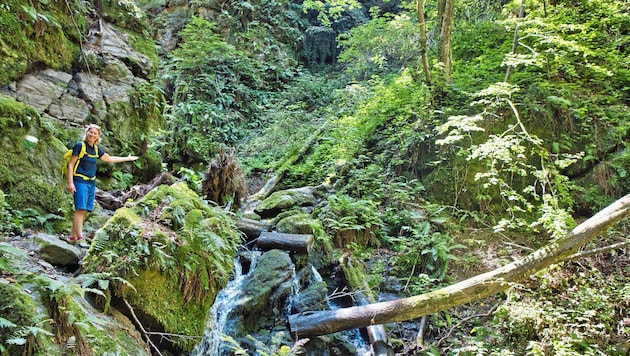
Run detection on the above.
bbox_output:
[191,250,261,355]
[192,250,373,355]
[328,299,372,355]
[298,266,372,355]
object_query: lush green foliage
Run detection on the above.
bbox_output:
[455,255,630,355]
[315,194,385,248]
[2,0,629,353]
[435,82,581,238]
[0,0,85,86]
[160,0,304,164]
[337,11,421,80]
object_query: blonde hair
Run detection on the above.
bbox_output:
[82,124,102,145]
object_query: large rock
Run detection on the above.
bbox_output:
[0,238,150,355]
[32,233,81,267]
[0,95,72,214]
[81,182,243,352]
[254,187,317,218]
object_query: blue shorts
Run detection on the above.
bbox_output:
[74,182,96,211]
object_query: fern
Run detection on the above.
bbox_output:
[0,317,17,328]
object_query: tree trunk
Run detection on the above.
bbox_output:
[235,218,270,240]
[247,124,328,204]
[256,231,314,253]
[438,0,454,77]
[289,193,630,336]
[417,0,432,85]
[504,0,525,83]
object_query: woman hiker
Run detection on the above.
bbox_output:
[66,124,138,243]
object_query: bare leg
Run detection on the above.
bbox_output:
[71,209,88,238]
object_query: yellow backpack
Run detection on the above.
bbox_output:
[62,142,99,179]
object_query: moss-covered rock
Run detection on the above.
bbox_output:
[254,187,317,218]
[275,212,320,235]
[0,281,41,355]
[237,249,294,332]
[0,95,72,215]
[81,182,243,351]
[0,0,85,86]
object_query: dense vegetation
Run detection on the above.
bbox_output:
[151,0,629,353]
[1,0,629,354]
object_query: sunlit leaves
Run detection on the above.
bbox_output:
[302,0,361,27]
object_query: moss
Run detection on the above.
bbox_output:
[275,212,319,235]
[339,254,373,300]
[82,183,243,351]
[255,188,316,217]
[0,95,73,216]
[0,282,39,355]
[242,249,293,301]
[29,273,150,355]
[127,30,160,72]
[101,0,150,34]
[123,269,211,350]
[0,0,86,86]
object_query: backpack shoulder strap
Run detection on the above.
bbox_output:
[78,142,87,159]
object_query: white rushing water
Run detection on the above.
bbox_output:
[191,251,372,355]
[310,266,372,355]
[190,250,261,355]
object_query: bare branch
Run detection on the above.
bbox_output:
[569,240,630,260]
[123,298,163,356]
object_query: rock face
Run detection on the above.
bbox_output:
[0,0,164,214]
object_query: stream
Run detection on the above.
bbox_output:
[190,248,372,355]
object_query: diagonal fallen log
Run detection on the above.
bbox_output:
[289,194,630,337]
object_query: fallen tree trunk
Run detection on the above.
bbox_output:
[247,125,328,203]
[289,193,630,336]
[256,231,314,253]
[339,253,393,355]
[235,218,270,240]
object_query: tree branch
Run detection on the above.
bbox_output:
[123,298,163,356]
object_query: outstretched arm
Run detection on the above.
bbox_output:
[100,153,139,163]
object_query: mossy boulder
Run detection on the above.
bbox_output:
[254,187,317,218]
[0,95,72,215]
[81,182,243,351]
[220,249,294,347]
[241,249,294,318]
[1,239,150,354]
[0,281,41,355]
[275,212,320,235]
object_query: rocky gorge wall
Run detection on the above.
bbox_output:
[0,0,163,214]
